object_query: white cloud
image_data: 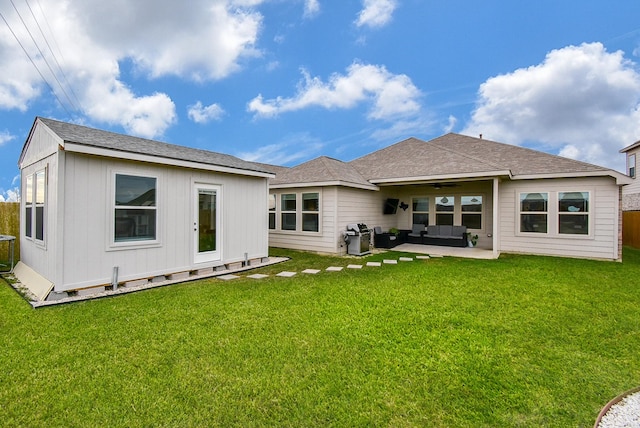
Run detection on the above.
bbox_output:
[187,101,226,124]
[0,0,262,138]
[237,132,324,165]
[355,0,397,28]
[444,115,457,134]
[0,187,20,202]
[304,0,320,18]
[0,130,14,146]
[463,42,640,170]
[248,62,422,121]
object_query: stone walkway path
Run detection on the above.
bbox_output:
[216,254,434,281]
[7,253,440,308]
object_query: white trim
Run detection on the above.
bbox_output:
[193,182,222,264]
[107,170,161,251]
[513,170,631,185]
[61,142,274,179]
[270,180,379,191]
[369,171,512,185]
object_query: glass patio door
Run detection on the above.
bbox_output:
[194,184,221,264]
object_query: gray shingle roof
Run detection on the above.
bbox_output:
[38,117,273,175]
[350,133,609,181]
[270,156,372,188]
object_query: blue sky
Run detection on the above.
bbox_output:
[1,0,640,201]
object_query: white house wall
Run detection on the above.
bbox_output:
[20,152,60,286]
[57,153,268,291]
[269,187,339,253]
[498,177,620,260]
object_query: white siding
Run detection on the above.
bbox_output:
[53,153,268,291]
[269,187,339,253]
[498,177,620,260]
[19,152,60,286]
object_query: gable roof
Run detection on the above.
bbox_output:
[270,156,376,190]
[24,117,274,178]
[620,139,640,153]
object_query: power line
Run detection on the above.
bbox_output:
[2,0,79,114]
[0,9,72,116]
[25,0,83,111]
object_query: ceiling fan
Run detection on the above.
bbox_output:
[431,182,458,189]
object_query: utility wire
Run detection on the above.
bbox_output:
[25,0,83,112]
[0,9,72,116]
[6,0,79,113]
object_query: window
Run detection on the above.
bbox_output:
[35,170,45,241]
[412,197,429,226]
[24,175,33,238]
[268,194,276,229]
[559,192,589,235]
[281,194,296,231]
[271,191,322,233]
[435,196,454,225]
[520,193,548,233]
[629,154,636,178]
[302,193,319,232]
[461,196,482,229]
[24,169,46,242]
[114,174,157,242]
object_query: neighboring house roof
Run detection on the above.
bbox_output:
[271,133,630,188]
[270,156,377,190]
[24,117,274,177]
[620,139,640,153]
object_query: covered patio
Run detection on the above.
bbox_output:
[391,242,497,259]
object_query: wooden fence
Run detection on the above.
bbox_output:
[623,211,640,249]
[0,202,20,265]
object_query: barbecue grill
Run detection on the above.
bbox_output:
[345,223,371,256]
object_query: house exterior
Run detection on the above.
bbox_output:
[620,140,640,211]
[269,134,631,261]
[17,117,274,300]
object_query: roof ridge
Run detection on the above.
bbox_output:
[430,135,506,171]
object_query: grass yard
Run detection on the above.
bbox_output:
[1,248,639,427]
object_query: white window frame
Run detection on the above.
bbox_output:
[109,171,160,250]
[628,153,636,178]
[270,190,322,234]
[558,191,591,236]
[460,195,483,231]
[411,197,430,226]
[23,168,47,246]
[518,192,549,234]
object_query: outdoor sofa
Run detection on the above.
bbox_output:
[422,225,468,247]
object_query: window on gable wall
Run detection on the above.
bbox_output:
[629,154,636,178]
[24,169,47,243]
[268,194,276,229]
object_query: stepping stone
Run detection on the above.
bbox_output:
[366,261,382,267]
[302,269,321,274]
[276,271,297,277]
[347,264,363,269]
[247,274,269,279]
[326,266,343,272]
[399,257,413,262]
[383,259,398,264]
[416,256,430,260]
[218,274,240,281]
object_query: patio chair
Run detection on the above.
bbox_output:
[407,224,424,243]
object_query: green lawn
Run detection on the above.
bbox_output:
[1,248,639,427]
